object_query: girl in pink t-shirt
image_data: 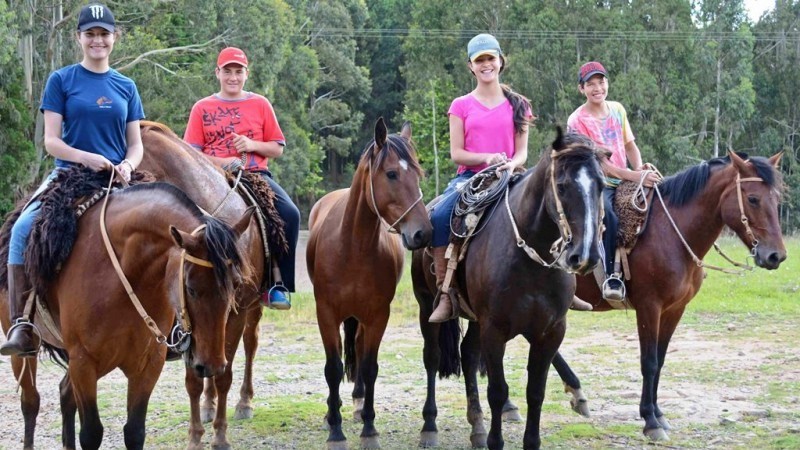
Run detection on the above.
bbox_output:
[428,33,533,322]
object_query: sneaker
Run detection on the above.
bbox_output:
[602,276,626,302]
[262,284,291,310]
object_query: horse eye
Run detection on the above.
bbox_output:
[186,286,197,298]
[747,196,759,206]
[386,171,398,180]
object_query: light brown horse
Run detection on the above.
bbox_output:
[2,178,250,450]
[307,118,432,449]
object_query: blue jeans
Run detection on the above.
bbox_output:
[8,171,60,265]
[430,172,475,248]
[256,171,300,292]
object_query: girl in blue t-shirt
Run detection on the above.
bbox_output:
[1,3,145,357]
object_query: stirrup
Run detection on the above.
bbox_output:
[265,282,291,310]
[601,274,626,302]
[2,319,42,357]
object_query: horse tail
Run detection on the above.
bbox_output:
[438,318,462,378]
[41,342,69,370]
[343,317,358,382]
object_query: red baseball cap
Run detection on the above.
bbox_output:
[217,47,248,69]
[578,61,607,83]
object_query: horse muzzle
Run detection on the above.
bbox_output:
[401,224,433,250]
[754,246,787,270]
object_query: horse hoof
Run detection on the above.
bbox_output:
[644,427,669,441]
[570,398,590,418]
[419,431,438,447]
[657,415,672,431]
[470,432,488,448]
[501,407,522,422]
[360,435,381,449]
[327,440,348,450]
[211,443,231,450]
[201,408,215,424]
[234,406,253,420]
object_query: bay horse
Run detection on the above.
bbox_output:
[306,118,432,449]
[411,129,607,450]
[3,178,250,450]
[0,121,274,450]
[550,150,787,441]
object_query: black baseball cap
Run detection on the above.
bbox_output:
[77,4,115,32]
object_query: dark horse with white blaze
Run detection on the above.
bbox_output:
[411,129,607,450]
[415,150,787,446]
[307,118,432,449]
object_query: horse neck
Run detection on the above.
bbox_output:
[342,164,384,245]
[654,165,734,258]
[514,164,561,248]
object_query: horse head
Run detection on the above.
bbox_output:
[723,151,786,270]
[365,117,432,250]
[168,207,254,378]
[546,127,606,275]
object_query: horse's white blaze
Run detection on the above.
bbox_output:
[399,159,409,171]
[576,167,597,261]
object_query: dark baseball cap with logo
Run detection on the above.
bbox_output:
[77,3,115,32]
[578,61,608,84]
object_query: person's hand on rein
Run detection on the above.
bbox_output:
[231,132,256,153]
[82,153,114,172]
[114,159,134,182]
[636,168,662,188]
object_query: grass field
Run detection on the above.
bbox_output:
[0,236,797,449]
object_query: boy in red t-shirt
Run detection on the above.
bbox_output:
[185,47,299,310]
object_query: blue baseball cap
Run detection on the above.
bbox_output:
[467,34,503,62]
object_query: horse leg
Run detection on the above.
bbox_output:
[481,328,509,450]
[318,309,347,449]
[185,371,206,450]
[356,314,388,450]
[60,371,78,450]
[200,377,217,423]
[122,362,162,450]
[418,317,441,447]
[462,321,488,448]
[636,307,669,441]
[210,314,247,450]
[68,356,103,450]
[652,307,686,433]
[522,327,565,450]
[9,354,41,450]
[234,305,262,420]
[551,351,590,417]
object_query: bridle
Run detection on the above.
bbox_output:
[506,147,604,271]
[367,153,424,234]
[99,171,215,348]
[654,171,763,274]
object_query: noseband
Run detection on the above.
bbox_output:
[367,155,424,234]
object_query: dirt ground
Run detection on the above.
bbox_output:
[0,231,797,449]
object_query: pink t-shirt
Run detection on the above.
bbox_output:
[566,101,634,170]
[448,94,531,174]
[184,93,285,171]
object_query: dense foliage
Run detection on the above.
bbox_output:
[1,0,797,231]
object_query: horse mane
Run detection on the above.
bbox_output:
[359,133,423,176]
[658,153,782,206]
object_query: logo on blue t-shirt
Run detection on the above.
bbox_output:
[95,96,113,108]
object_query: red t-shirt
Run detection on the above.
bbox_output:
[184,93,285,171]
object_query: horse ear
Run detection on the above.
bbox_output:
[170,226,189,249]
[728,150,749,172]
[232,206,256,237]
[400,121,412,141]
[374,117,388,151]
[768,151,784,168]
[552,125,565,151]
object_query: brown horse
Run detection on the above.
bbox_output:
[2,179,250,450]
[419,151,787,446]
[307,118,432,449]
[551,151,787,441]
[411,129,607,450]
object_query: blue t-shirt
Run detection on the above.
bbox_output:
[40,64,145,168]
